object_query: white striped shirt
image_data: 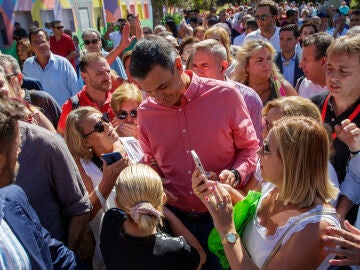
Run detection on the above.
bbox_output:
[0,217,31,270]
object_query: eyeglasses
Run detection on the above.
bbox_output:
[56,26,64,29]
[6,73,17,82]
[83,113,110,138]
[84,38,99,45]
[117,110,137,120]
[259,141,277,156]
[255,14,273,21]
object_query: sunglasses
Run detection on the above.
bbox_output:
[56,26,64,29]
[255,14,273,21]
[6,73,17,82]
[259,141,277,156]
[84,38,99,45]
[83,113,110,138]
[117,110,137,120]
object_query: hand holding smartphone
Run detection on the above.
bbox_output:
[191,150,209,182]
[101,152,123,165]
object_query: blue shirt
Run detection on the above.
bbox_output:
[101,48,127,80]
[23,53,80,106]
[281,53,296,87]
[340,153,360,204]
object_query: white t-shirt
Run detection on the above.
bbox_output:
[298,78,328,99]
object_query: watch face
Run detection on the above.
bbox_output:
[227,233,237,243]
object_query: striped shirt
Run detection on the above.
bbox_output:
[0,208,31,269]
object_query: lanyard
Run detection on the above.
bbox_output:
[321,94,360,139]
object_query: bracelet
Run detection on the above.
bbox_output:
[230,169,241,187]
[350,150,360,155]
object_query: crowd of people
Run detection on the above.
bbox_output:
[0,0,360,269]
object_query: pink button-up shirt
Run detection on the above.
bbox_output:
[138,71,259,212]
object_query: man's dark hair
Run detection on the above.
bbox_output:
[79,52,104,73]
[286,9,298,18]
[246,18,259,31]
[351,9,360,16]
[129,35,179,80]
[50,20,62,28]
[280,24,300,38]
[257,0,278,16]
[0,97,26,155]
[302,32,334,60]
[28,28,49,42]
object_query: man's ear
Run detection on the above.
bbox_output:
[0,153,6,179]
[321,56,328,66]
[80,71,88,82]
[174,56,183,72]
[221,60,229,74]
[17,73,23,84]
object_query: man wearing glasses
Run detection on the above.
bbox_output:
[49,20,77,70]
[81,28,127,80]
[244,0,281,52]
[57,53,114,136]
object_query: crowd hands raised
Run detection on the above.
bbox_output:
[1,1,360,269]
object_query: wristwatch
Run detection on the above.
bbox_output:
[222,232,239,245]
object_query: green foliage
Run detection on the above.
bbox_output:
[161,13,183,25]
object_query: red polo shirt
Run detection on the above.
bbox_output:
[58,86,113,132]
[50,33,76,70]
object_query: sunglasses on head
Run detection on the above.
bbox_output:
[83,113,110,138]
[255,14,273,21]
[84,38,99,45]
[117,110,137,120]
[56,26,64,29]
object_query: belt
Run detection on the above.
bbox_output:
[167,205,212,224]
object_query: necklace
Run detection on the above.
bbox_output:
[256,88,270,96]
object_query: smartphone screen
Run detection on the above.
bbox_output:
[101,152,122,165]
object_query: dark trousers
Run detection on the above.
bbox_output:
[167,205,224,270]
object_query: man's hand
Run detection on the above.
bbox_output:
[219,169,236,186]
[334,119,360,153]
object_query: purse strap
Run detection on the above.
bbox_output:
[260,209,337,270]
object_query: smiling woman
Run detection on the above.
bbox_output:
[65,106,129,269]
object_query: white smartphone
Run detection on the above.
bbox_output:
[191,150,208,182]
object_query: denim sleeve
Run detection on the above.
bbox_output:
[340,153,360,204]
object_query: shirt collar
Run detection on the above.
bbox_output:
[182,70,200,104]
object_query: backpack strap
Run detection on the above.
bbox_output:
[70,95,80,110]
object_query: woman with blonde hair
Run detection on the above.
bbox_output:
[204,25,235,77]
[193,116,340,269]
[232,40,297,105]
[246,96,339,200]
[111,82,142,138]
[100,164,204,270]
[65,106,129,269]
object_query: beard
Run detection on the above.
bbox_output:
[0,161,19,188]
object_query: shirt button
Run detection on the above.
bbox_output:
[188,99,192,102]
[188,170,191,174]
[189,191,193,194]
[331,118,335,121]
[178,108,182,112]
[182,129,186,133]
[186,150,190,154]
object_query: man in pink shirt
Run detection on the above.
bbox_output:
[130,35,259,269]
[50,20,76,70]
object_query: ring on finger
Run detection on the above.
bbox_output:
[217,201,226,209]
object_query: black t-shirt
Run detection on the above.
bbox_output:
[100,208,200,270]
[312,91,360,223]
[311,91,360,183]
